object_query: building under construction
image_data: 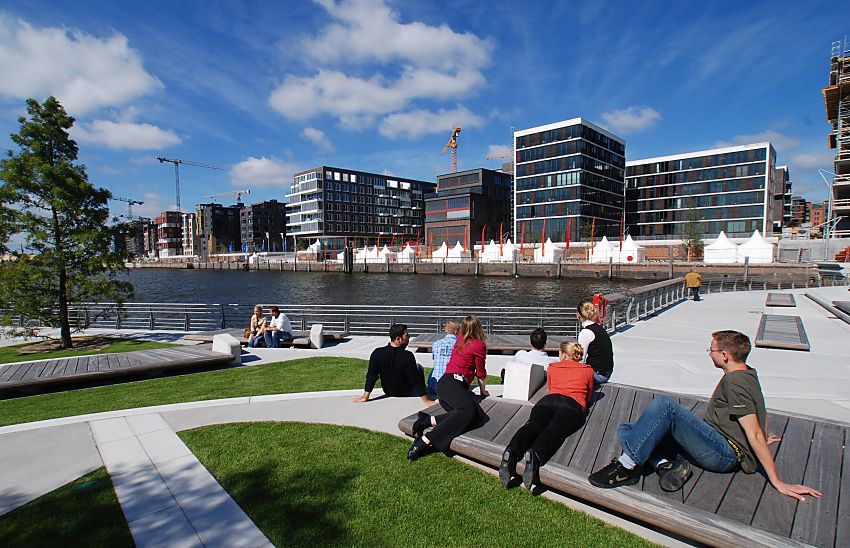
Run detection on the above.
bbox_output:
[823,37,850,237]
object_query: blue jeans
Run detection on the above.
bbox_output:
[264,330,293,348]
[617,396,738,472]
[594,372,610,385]
[248,334,262,348]
[691,287,701,301]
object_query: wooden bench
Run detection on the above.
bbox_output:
[399,384,846,547]
[409,333,568,353]
[765,292,796,307]
[754,315,810,351]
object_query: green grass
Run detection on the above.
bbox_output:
[0,357,501,427]
[0,468,132,547]
[0,338,178,364]
[181,423,656,547]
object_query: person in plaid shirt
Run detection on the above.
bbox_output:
[426,321,460,400]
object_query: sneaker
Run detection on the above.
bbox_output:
[499,448,517,487]
[657,460,692,492]
[588,459,641,489]
[522,450,540,490]
[407,438,437,462]
[411,411,431,439]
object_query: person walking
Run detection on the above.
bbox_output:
[685,269,702,301]
[407,315,489,462]
[576,299,614,384]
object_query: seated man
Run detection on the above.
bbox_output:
[353,323,431,405]
[589,330,822,502]
[426,321,460,400]
[513,327,559,369]
[263,306,293,348]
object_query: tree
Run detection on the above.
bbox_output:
[681,199,704,261]
[0,97,132,348]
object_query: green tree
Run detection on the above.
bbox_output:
[0,97,132,348]
[681,199,704,261]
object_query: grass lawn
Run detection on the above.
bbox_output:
[0,338,177,364]
[0,468,132,547]
[0,357,501,427]
[181,423,656,547]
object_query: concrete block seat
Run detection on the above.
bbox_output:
[399,383,847,547]
[184,326,348,348]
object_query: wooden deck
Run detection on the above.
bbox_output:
[754,315,811,351]
[409,333,568,353]
[0,346,235,396]
[182,328,348,347]
[399,384,847,547]
[766,292,797,307]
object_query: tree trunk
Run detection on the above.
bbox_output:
[52,206,72,349]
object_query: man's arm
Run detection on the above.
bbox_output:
[738,414,822,501]
[354,351,380,403]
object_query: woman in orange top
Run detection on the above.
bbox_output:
[499,341,594,490]
[408,315,489,461]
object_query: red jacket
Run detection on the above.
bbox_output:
[547,359,594,410]
[444,338,487,384]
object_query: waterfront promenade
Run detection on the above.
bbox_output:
[0,284,847,546]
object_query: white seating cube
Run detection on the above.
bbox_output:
[212,333,241,364]
[501,361,546,401]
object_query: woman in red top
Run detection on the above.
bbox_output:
[499,341,594,490]
[408,315,489,461]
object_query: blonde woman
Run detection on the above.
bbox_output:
[247,305,267,348]
[499,341,594,490]
[408,315,489,462]
[576,299,614,384]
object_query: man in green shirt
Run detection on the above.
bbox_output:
[589,330,822,501]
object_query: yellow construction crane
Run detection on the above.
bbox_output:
[441,127,462,173]
[204,189,252,203]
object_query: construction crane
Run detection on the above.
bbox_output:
[155,157,224,212]
[441,127,462,173]
[110,196,144,218]
[204,189,252,203]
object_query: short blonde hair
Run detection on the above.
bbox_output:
[577,299,597,321]
[444,321,460,335]
[560,340,583,361]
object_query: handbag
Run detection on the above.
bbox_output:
[243,328,251,339]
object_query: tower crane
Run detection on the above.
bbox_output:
[204,189,252,203]
[155,157,224,212]
[110,196,144,218]
[441,127,462,173]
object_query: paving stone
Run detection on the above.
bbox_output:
[128,505,203,548]
[111,463,177,521]
[126,413,170,436]
[155,454,224,505]
[181,490,271,548]
[137,429,192,464]
[89,417,134,444]
[97,435,151,475]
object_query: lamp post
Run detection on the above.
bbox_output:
[818,169,835,261]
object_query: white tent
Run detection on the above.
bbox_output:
[589,236,614,263]
[704,231,738,264]
[480,239,519,262]
[534,238,564,263]
[736,229,774,264]
[612,235,645,264]
[377,244,397,262]
[355,245,379,262]
[397,243,416,263]
[336,251,345,261]
[307,240,321,252]
[431,241,449,261]
[446,241,471,262]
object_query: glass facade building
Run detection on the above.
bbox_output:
[287,166,435,248]
[240,200,287,253]
[625,143,780,239]
[514,118,626,243]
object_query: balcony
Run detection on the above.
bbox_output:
[833,198,850,211]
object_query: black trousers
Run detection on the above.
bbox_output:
[427,375,485,453]
[506,394,585,464]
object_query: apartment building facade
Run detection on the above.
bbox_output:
[156,211,183,257]
[240,200,287,253]
[196,203,242,257]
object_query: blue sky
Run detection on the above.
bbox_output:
[1,0,848,221]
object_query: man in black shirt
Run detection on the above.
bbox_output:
[354,323,431,404]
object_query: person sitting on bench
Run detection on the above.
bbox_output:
[263,306,293,348]
[588,330,822,501]
[514,327,559,369]
[576,299,614,385]
[500,341,594,490]
[426,321,460,400]
[353,323,431,405]
[247,304,267,348]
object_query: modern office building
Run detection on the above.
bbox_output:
[776,165,792,231]
[156,211,183,257]
[425,168,512,249]
[286,166,435,249]
[121,220,148,258]
[181,213,199,258]
[142,220,158,258]
[625,143,781,239]
[196,203,242,257]
[240,200,287,253]
[514,118,626,243]
[823,38,850,237]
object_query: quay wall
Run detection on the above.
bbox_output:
[127,260,817,281]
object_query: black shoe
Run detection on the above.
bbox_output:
[412,412,431,439]
[407,438,437,462]
[588,459,641,489]
[657,460,692,492]
[499,449,518,487]
[522,450,540,490]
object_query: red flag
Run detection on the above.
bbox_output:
[590,217,596,254]
[463,225,468,253]
[343,236,347,249]
[566,218,571,251]
[542,218,547,255]
[390,232,395,248]
[619,214,624,252]
[499,222,504,256]
[429,234,433,257]
[480,225,485,258]
[520,224,525,254]
[377,233,380,250]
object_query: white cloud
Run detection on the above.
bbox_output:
[600,106,661,134]
[0,15,162,114]
[715,129,800,153]
[229,156,300,190]
[789,150,833,170]
[269,0,491,128]
[301,127,334,152]
[73,120,181,150]
[486,144,512,160]
[378,106,483,139]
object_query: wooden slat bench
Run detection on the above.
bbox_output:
[399,384,846,547]
[765,292,797,307]
[0,346,235,396]
[754,315,811,351]
[409,333,568,353]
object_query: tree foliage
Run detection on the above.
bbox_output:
[681,200,704,261]
[0,97,132,348]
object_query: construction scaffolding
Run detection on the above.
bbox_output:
[823,36,850,237]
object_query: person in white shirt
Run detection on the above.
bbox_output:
[263,306,293,348]
[576,299,613,384]
[505,328,559,381]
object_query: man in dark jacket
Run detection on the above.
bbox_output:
[354,323,431,404]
